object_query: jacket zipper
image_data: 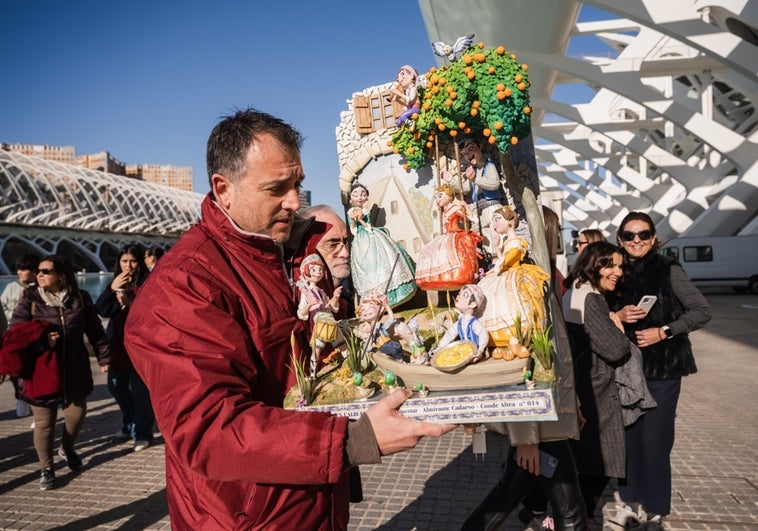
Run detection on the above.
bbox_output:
[59,306,67,403]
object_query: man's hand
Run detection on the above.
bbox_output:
[365,388,457,456]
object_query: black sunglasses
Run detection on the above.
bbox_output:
[620,230,653,242]
[36,268,57,275]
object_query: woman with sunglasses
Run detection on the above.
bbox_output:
[8,255,110,490]
[610,212,711,527]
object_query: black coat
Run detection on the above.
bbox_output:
[10,287,110,402]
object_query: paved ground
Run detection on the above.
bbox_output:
[1,291,756,530]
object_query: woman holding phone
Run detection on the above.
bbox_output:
[610,212,711,527]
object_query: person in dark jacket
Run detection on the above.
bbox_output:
[9,255,110,490]
[610,212,711,526]
[96,245,155,452]
[563,241,655,523]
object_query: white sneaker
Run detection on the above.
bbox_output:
[134,440,150,452]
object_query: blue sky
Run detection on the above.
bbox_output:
[1,1,442,212]
[2,2,612,214]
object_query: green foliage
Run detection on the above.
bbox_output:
[530,323,553,371]
[289,352,314,405]
[390,43,532,170]
[344,327,371,373]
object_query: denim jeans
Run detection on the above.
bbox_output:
[108,368,155,441]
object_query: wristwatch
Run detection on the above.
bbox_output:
[661,325,673,339]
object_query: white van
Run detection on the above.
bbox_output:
[660,235,758,293]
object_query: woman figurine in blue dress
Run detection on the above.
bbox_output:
[347,182,416,308]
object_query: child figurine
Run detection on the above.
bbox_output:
[296,254,342,378]
[297,254,341,322]
[351,291,394,359]
[387,64,421,127]
[382,303,428,364]
[431,284,489,363]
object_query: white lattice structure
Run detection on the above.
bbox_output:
[418,0,757,240]
[0,150,202,234]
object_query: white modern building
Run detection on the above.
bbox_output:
[418,0,757,241]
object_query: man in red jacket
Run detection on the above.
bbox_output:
[125,108,455,530]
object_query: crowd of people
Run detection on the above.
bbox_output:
[0,108,712,531]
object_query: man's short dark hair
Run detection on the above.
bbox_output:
[206,107,304,187]
[15,253,40,271]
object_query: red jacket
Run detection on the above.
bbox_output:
[0,319,62,404]
[125,196,350,530]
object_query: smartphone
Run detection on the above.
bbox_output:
[637,295,657,315]
[514,450,559,478]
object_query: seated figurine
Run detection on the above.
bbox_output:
[431,284,489,363]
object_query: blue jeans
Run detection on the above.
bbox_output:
[107,368,155,441]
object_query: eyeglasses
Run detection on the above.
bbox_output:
[620,230,653,242]
[576,240,589,247]
[321,238,349,254]
[36,268,56,275]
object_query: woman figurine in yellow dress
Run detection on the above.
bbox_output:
[415,184,482,291]
[477,206,550,347]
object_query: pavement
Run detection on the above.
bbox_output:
[1,290,756,530]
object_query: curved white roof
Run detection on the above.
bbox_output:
[418,0,757,240]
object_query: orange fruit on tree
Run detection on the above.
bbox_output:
[387,140,393,146]
[464,127,471,134]
[496,46,505,55]
[467,71,476,80]
[445,99,453,107]
[423,103,431,111]
[475,53,486,62]
[497,91,506,100]
[510,136,519,145]
[458,121,467,129]
[438,123,446,131]
[523,106,532,114]
[403,164,409,170]
[511,54,517,60]
[496,83,505,92]
[488,135,497,144]
[411,113,419,120]
[521,64,528,71]
[483,128,491,137]
[450,92,457,100]
[393,147,400,154]
[426,142,433,148]
[504,88,512,97]
[515,74,523,83]
[432,86,440,95]
[434,117,441,124]
[450,129,458,137]
[494,121,503,130]
[407,146,415,154]
[438,77,446,86]
[470,108,479,117]
[473,100,481,108]
[518,82,526,91]
[464,55,472,65]
[413,132,421,140]
[478,42,485,49]
[488,67,496,74]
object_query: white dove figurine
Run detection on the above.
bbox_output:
[431,33,475,61]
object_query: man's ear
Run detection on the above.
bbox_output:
[211,174,232,210]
